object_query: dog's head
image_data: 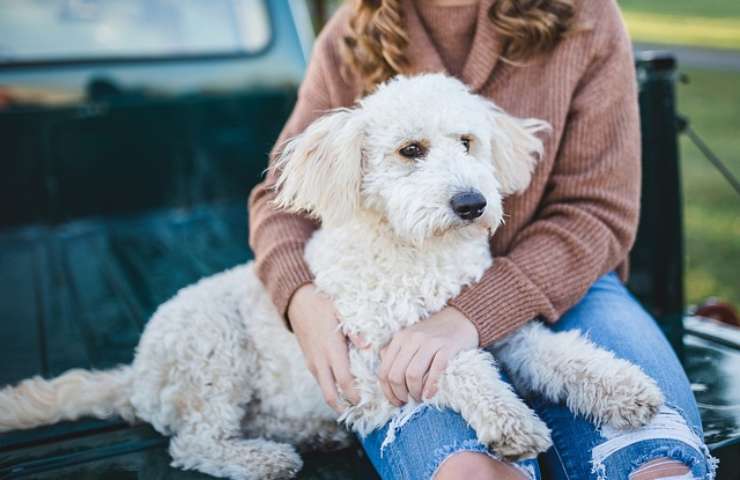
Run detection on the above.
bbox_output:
[273,74,549,245]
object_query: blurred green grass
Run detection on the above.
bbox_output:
[620,0,740,18]
[619,0,740,50]
[619,2,740,307]
[675,68,740,306]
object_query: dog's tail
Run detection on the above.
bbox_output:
[0,366,135,432]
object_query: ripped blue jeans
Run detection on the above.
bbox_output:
[359,272,717,479]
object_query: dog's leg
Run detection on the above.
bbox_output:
[170,425,302,480]
[494,322,663,428]
[166,390,302,480]
[433,349,552,460]
[137,280,304,479]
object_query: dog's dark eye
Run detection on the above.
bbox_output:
[399,143,425,159]
[461,136,471,153]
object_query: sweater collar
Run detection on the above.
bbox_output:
[404,0,502,92]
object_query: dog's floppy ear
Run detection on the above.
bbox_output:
[272,108,364,226]
[486,105,550,195]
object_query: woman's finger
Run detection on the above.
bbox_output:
[380,375,403,406]
[405,345,439,402]
[378,338,404,406]
[422,349,451,400]
[315,363,343,413]
[378,340,401,380]
[386,341,421,404]
[329,337,361,405]
[348,333,370,350]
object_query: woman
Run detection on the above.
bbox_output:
[249,0,716,478]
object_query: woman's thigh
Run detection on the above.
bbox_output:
[531,272,717,480]
[359,404,541,480]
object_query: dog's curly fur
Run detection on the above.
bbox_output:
[0,75,663,480]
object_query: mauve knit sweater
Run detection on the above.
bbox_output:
[248,0,641,347]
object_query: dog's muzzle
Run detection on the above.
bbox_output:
[450,191,486,220]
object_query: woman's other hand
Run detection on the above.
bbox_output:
[287,284,361,412]
[376,306,479,405]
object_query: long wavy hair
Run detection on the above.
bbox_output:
[339,0,576,95]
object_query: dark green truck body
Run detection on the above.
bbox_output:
[0,2,737,478]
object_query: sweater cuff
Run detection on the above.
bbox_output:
[258,242,314,327]
[448,258,558,347]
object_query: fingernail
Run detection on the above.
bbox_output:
[349,333,370,349]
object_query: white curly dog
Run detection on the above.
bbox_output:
[0,74,664,480]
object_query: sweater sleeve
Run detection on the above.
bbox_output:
[248,36,338,320]
[449,2,642,347]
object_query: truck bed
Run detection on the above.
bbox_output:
[1,203,737,478]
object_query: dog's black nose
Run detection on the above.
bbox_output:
[450,191,487,220]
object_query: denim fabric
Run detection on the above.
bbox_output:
[358,272,716,479]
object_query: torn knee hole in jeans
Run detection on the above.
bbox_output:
[428,440,537,480]
[378,404,537,480]
[590,405,719,480]
[630,458,692,480]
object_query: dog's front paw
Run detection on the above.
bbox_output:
[474,401,552,460]
[599,367,664,429]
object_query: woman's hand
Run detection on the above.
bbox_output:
[376,306,479,405]
[288,283,360,412]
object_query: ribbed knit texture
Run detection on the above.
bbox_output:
[415,1,478,77]
[248,0,641,347]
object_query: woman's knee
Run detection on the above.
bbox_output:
[631,458,691,480]
[434,452,527,480]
